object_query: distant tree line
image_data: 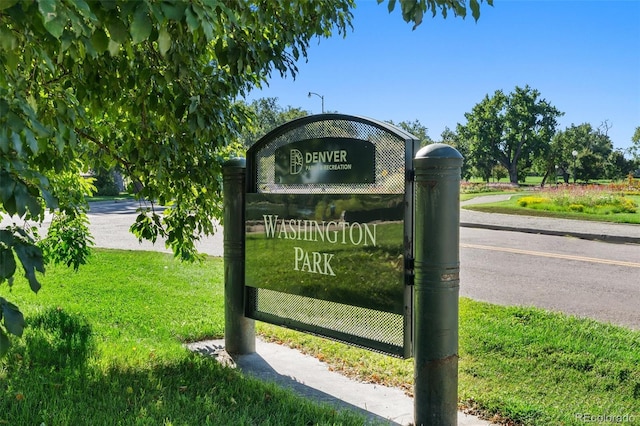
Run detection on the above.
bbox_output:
[453,86,639,184]
[242,88,639,185]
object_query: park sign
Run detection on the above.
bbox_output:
[274,137,375,184]
[244,114,419,357]
[224,127,464,424]
[245,193,405,314]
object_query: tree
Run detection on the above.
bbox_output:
[631,126,640,160]
[388,119,433,146]
[440,126,472,180]
[604,149,634,181]
[0,0,492,354]
[458,86,563,184]
[239,98,309,148]
[550,123,614,183]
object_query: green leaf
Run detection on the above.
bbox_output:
[41,188,59,210]
[470,0,481,21]
[0,0,18,11]
[6,111,24,132]
[386,0,396,13]
[107,18,129,43]
[12,189,27,218]
[412,7,423,29]
[4,49,18,70]
[31,118,51,138]
[160,2,186,21]
[107,39,120,56]
[37,0,56,20]
[157,27,171,56]
[1,299,25,337]
[0,172,16,205]
[73,0,94,18]
[13,241,44,293]
[3,196,17,217]
[185,6,200,32]
[0,230,13,246]
[131,5,152,44]
[0,26,17,51]
[25,128,38,154]
[0,130,9,153]
[10,132,22,156]
[0,249,16,281]
[43,13,66,39]
[91,28,109,53]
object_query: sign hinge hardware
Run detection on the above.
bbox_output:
[405,256,415,286]
[406,169,415,182]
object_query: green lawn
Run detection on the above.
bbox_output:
[2,249,638,425]
[0,250,366,426]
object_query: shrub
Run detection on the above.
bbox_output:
[568,204,584,212]
[613,198,638,214]
[516,185,638,216]
[461,182,518,194]
[517,196,548,207]
[92,168,120,196]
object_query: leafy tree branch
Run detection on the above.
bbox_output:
[0,0,492,354]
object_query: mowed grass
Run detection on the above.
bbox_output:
[0,250,366,426]
[1,249,639,425]
[260,305,640,426]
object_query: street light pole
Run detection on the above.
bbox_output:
[307,91,324,113]
[572,150,578,183]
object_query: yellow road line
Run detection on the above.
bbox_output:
[461,243,640,268]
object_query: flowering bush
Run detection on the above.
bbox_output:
[461,182,518,194]
[517,185,638,215]
[606,175,640,195]
[517,196,549,207]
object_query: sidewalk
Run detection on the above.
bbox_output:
[187,339,492,426]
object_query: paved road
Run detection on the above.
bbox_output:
[4,195,638,254]
[3,197,638,330]
[460,227,640,329]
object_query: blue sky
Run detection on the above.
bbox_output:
[246,0,640,152]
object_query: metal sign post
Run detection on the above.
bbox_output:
[222,157,255,354]
[413,144,463,425]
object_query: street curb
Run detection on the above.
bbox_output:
[460,222,640,245]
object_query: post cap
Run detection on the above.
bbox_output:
[223,157,246,168]
[415,143,463,160]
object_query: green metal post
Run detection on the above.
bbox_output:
[223,157,255,354]
[413,144,463,425]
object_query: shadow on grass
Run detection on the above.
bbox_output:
[1,308,367,425]
[23,307,95,370]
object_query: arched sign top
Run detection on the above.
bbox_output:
[249,113,419,150]
[246,113,420,194]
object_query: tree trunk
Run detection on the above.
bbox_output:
[540,170,550,188]
[508,164,518,184]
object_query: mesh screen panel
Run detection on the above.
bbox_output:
[253,118,406,193]
[245,115,415,358]
[247,288,405,356]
